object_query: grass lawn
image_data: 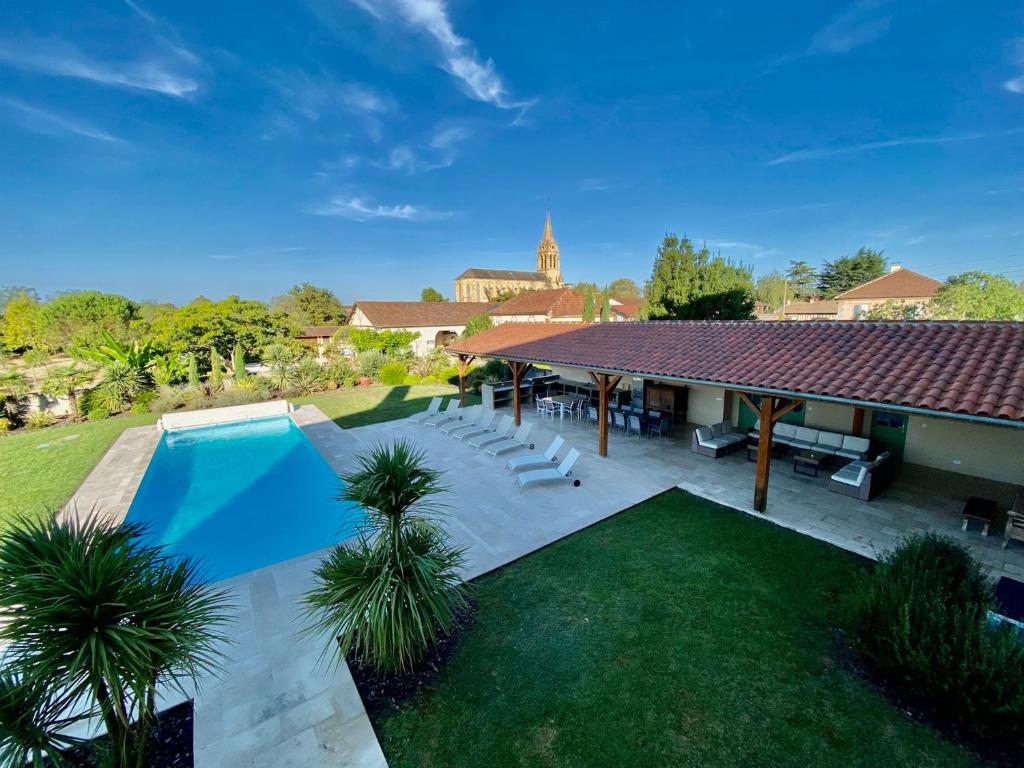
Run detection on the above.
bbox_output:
[0,384,468,533]
[373,490,979,768]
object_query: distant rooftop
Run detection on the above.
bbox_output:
[456,267,547,281]
[835,266,944,301]
[491,287,584,317]
[352,300,494,328]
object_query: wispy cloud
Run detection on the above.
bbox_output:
[579,178,609,192]
[265,71,395,142]
[348,0,534,112]
[1005,37,1024,93]
[763,0,890,72]
[0,97,123,143]
[429,124,471,149]
[705,239,779,260]
[371,123,472,174]
[767,128,1024,166]
[308,195,454,221]
[748,201,839,216]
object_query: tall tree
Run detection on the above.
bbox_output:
[643,235,755,320]
[754,271,787,311]
[817,247,886,298]
[608,278,641,300]
[35,291,139,353]
[785,260,818,299]
[271,283,347,326]
[581,289,595,322]
[600,289,611,322]
[0,286,38,314]
[929,272,1024,320]
[573,281,600,298]
[2,291,42,351]
[420,287,448,303]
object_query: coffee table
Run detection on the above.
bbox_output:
[793,450,827,478]
[961,496,997,535]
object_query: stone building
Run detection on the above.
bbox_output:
[454,212,564,302]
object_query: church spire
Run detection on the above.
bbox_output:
[536,207,562,286]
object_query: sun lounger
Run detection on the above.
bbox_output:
[408,396,442,425]
[440,406,484,435]
[469,415,515,448]
[514,448,581,489]
[422,400,461,428]
[453,411,498,441]
[507,435,564,473]
[484,422,534,457]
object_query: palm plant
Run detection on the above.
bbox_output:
[152,354,186,387]
[262,343,298,390]
[97,361,148,413]
[0,517,232,768]
[302,440,468,675]
[0,369,29,427]
[290,357,325,395]
[81,330,160,371]
[41,363,94,418]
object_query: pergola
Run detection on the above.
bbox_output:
[449,320,1024,513]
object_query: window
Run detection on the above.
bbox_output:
[874,412,905,429]
[853,303,871,318]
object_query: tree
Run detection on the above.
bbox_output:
[347,328,420,355]
[600,289,611,322]
[755,270,787,311]
[582,289,595,322]
[785,260,818,300]
[0,517,231,768]
[41,364,94,418]
[817,247,886,298]
[573,281,600,299]
[929,272,1024,320]
[0,286,38,314]
[301,441,467,674]
[232,343,247,381]
[489,289,517,302]
[36,291,139,353]
[2,291,42,351]
[150,296,298,365]
[608,278,641,300]
[462,313,493,338]
[643,235,755,320]
[271,283,347,327]
[187,353,200,389]
[420,287,448,303]
[81,330,159,372]
[862,299,922,321]
[209,348,224,390]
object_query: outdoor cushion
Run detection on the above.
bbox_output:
[704,437,733,449]
[710,422,725,438]
[719,433,745,446]
[794,427,820,445]
[870,451,891,469]
[774,423,797,440]
[831,462,868,487]
[695,427,715,446]
[841,435,870,455]
[815,432,844,451]
[788,439,815,450]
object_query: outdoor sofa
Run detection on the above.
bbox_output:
[749,419,870,462]
[691,421,748,458]
[827,451,891,501]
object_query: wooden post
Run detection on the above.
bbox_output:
[508,361,532,425]
[852,406,865,436]
[456,354,474,407]
[590,371,622,458]
[753,396,776,513]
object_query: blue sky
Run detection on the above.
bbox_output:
[1,0,1023,304]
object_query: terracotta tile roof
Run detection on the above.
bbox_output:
[457,268,547,281]
[352,301,494,328]
[611,298,645,318]
[782,300,838,316]
[835,268,944,300]
[298,325,342,338]
[490,287,585,318]
[448,321,1024,422]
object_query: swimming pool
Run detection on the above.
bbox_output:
[126,415,364,580]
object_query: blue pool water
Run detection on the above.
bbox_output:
[126,416,364,580]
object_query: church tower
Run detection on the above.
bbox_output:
[536,210,563,286]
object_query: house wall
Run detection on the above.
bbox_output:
[491,313,548,325]
[835,296,933,320]
[346,309,465,356]
[686,384,728,425]
[904,416,1024,485]
[803,401,860,434]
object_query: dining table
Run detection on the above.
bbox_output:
[547,394,581,421]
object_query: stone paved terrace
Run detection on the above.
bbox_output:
[61,400,1024,768]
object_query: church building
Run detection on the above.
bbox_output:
[454,212,564,302]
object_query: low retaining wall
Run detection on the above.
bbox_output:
[158,400,292,431]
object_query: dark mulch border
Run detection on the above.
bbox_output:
[43,700,193,768]
[832,628,1021,768]
[348,600,477,716]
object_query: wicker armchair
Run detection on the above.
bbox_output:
[1005,489,1024,549]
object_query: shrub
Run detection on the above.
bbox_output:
[324,359,355,388]
[0,517,232,767]
[86,405,110,421]
[97,361,149,413]
[343,376,357,388]
[0,417,10,432]
[24,411,56,430]
[379,361,408,386]
[404,373,422,385]
[850,534,1024,750]
[465,359,510,393]
[262,343,298,390]
[302,441,468,675]
[291,358,326,395]
[149,387,189,414]
[205,388,265,409]
[358,349,386,380]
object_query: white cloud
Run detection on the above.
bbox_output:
[429,124,471,149]
[705,239,778,260]
[1005,37,1024,93]
[265,72,395,142]
[309,195,454,221]
[337,82,395,114]
[810,0,891,54]
[1006,76,1024,93]
[578,178,609,192]
[768,128,1024,165]
[0,97,123,143]
[348,0,534,111]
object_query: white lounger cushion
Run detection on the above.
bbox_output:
[409,397,442,423]
[507,435,564,472]
[484,422,533,457]
[469,415,514,447]
[515,448,581,488]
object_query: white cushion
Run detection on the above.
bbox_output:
[795,427,820,444]
[841,435,870,454]
[774,423,797,439]
[832,465,867,486]
[816,432,843,450]
[710,422,725,438]
[695,427,714,446]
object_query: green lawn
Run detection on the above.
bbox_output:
[0,384,467,533]
[373,490,980,768]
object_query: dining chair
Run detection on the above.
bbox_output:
[627,414,642,440]
[612,411,626,433]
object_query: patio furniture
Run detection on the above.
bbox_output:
[422,400,461,428]
[453,411,498,441]
[627,414,642,440]
[484,422,535,457]
[538,398,557,419]
[1004,489,1024,549]
[612,411,626,433]
[749,419,870,461]
[469,415,515,449]
[793,450,827,478]
[647,417,671,439]
[691,421,747,458]
[440,406,484,435]
[409,396,442,424]
[648,410,662,419]
[507,435,565,473]
[515,448,581,489]
[587,406,599,428]
[827,451,891,501]
[961,496,998,536]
